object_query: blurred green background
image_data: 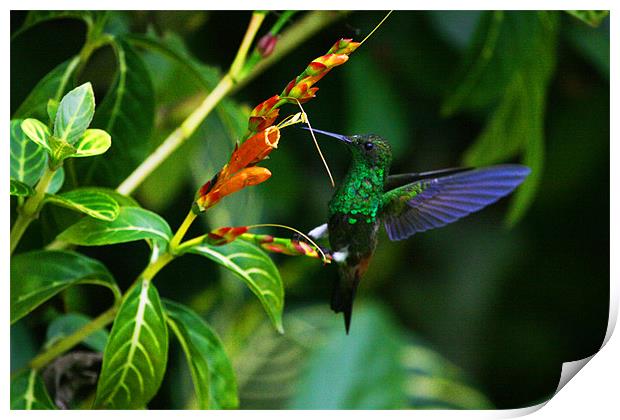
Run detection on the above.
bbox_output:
[10,11,609,409]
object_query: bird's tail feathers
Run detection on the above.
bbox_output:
[331,266,361,334]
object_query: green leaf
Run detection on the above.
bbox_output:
[10,179,35,197]
[13,57,80,121]
[10,119,47,186]
[47,99,59,123]
[70,128,111,157]
[57,206,172,247]
[86,38,155,186]
[46,167,65,194]
[456,12,558,224]
[45,188,120,221]
[289,304,406,409]
[94,279,168,409]
[564,15,610,80]
[45,313,109,353]
[10,369,56,409]
[54,82,95,145]
[442,12,548,115]
[10,250,120,324]
[566,10,609,27]
[12,119,65,193]
[163,299,238,409]
[279,303,493,409]
[234,304,492,409]
[185,240,284,332]
[12,11,95,40]
[401,343,492,409]
[21,118,51,152]
[78,187,141,207]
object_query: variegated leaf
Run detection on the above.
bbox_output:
[94,279,168,408]
[10,179,35,197]
[71,128,112,157]
[164,300,238,409]
[184,240,284,332]
[10,370,56,409]
[45,188,120,221]
[10,119,47,186]
[54,82,95,145]
[21,118,51,152]
[57,207,171,247]
[11,250,120,324]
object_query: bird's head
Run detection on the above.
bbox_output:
[303,127,392,169]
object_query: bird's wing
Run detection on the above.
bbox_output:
[380,164,531,241]
[384,167,472,191]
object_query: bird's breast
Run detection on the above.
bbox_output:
[328,213,379,264]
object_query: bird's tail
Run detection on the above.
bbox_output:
[331,265,361,334]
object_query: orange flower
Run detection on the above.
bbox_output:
[194,127,280,212]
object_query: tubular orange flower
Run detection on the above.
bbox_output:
[196,167,272,211]
[194,126,280,213]
[224,126,280,176]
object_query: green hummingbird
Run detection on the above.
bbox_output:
[304,128,531,333]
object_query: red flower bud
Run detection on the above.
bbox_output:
[257,33,278,57]
[206,226,249,245]
[249,95,281,132]
[327,38,361,55]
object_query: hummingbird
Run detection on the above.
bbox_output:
[303,127,531,333]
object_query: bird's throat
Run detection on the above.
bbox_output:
[328,161,387,224]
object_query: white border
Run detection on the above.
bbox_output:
[3,2,616,418]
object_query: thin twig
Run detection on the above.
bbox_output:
[281,96,336,188]
[358,10,393,47]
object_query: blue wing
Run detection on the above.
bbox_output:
[381,164,531,241]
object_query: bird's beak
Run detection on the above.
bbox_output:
[301,126,352,144]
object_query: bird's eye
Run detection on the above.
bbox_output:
[364,142,374,151]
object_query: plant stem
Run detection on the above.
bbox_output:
[10,168,56,255]
[29,306,117,371]
[270,11,297,35]
[234,11,348,91]
[175,234,207,253]
[229,11,267,80]
[114,11,344,197]
[140,252,174,282]
[170,210,197,251]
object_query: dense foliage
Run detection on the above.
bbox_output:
[10,10,609,409]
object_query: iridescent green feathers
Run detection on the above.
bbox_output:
[328,164,385,225]
[327,133,392,225]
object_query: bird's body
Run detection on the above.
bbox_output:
[305,128,531,333]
